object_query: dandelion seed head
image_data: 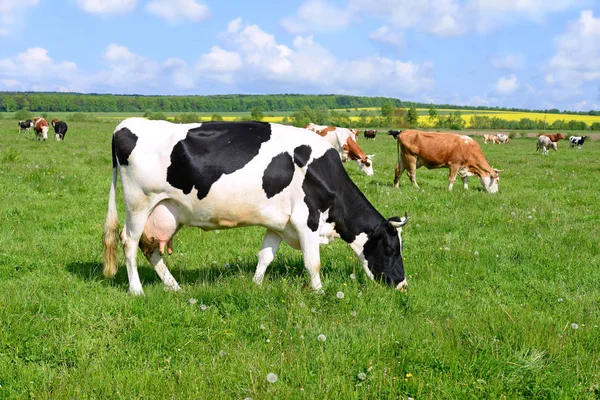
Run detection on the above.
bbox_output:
[444,247,450,251]
[260,324,265,330]
[527,215,532,219]
[473,251,479,256]
[351,311,357,317]
[558,298,563,302]
[200,304,208,311]
[266,373,278,383]
[350,273,356,280]
[357,372,366,381]
[511,211,516,216]
[317,334,326,342]
[572,323,579,329]
[188,297,198,305]
[336,291,345,299]
[219,350,226,357]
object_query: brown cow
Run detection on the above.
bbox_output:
[538,133,565,142]
[393,130,501,193]
[33,117,49,141]
[363,130,377,140]
[483,134,499,144]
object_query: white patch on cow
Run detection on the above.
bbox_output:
[461,135,472,144]
[349,232,374,281]
[396,278,408,292]
[480,176,498,194]
[41,126,49,140]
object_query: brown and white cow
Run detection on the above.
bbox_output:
[33,117,49,141]
[483,134,499,144]
[537,135,557,155]
[304,123,374,176]
[538,133,565,142]
[496,133,509,144]
[393,130,501,193]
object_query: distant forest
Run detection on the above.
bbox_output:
[1,92,598,116]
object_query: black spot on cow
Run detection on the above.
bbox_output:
[293,145,311,168]
[167,121,272,200]
[263,152,294,199]
[112,127,138,168]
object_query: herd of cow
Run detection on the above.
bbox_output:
[18,117,68,141]
[14,115,590,294]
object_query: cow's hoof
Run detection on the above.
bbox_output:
[129,287,144,296]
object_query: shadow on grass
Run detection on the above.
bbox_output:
[65,256,307,289]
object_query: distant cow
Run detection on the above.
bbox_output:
[537,135,557,155]
[51,119,68,141]
[569,136,587,149]
[103,119,408,295]
[496,133,509,144]
[483,134,499,144]
[388,130,402,139]
[538,133,565,142]
[33,117,49,141]
[364,130,377,140]
[394,130,501,193]
[305,123,374,176]
[18,120,33,134]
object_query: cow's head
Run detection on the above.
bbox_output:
[480,168,501,193]
[55,133,63,141]
[363,213,408,291]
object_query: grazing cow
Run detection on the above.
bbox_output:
[569,136,587,148]
[18,120,33,134]
[538,133,565,142]
[52,119,68,141]
[394,130,501,193]
[103,119,409,295]
[388,130,402,139]
[496,133,510,144]
[483,134,499,144]
[304,123,374,176]
[33,117,49,141]
[364,130,377,140]
[536,135,558,155]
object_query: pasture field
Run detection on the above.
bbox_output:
[1,120,599,399]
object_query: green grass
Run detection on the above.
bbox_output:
[1,120,599,399]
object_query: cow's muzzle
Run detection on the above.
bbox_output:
[396,279,408,292]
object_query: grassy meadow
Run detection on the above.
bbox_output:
[0,119,599,398]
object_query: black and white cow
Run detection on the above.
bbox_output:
[388,130,402,139]
[569,135,587,149]
[103,118,409,295]
[18,120,33,134]
[52,120,68,141]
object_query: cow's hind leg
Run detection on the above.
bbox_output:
[405,155,420,189]
[253,230,282,285]
[448,164,460,191]
[121,212,148,295]
[393,158,404,188]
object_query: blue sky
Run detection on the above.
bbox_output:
[1,0,599,111]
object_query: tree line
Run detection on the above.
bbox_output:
[1,92,599,117]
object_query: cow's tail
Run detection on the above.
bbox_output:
[103,166,119,278]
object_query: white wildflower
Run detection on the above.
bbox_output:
[317,334,326,342]
[336,291,345,299]
[266,373,278,383]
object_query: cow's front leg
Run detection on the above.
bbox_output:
[296,229,323,292]
[254,230,282,285]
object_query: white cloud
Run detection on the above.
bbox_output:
[280,0,353,34]
[98,44,160,88]
[490,54,522,70]
[495,74,519,94]
[0,0,39,36]
[75,0,138,14]
[146,0,209,23]
[1,78,22,88]
[548,10,600,88]
[220,19,434,95]
[368,26,404,46]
